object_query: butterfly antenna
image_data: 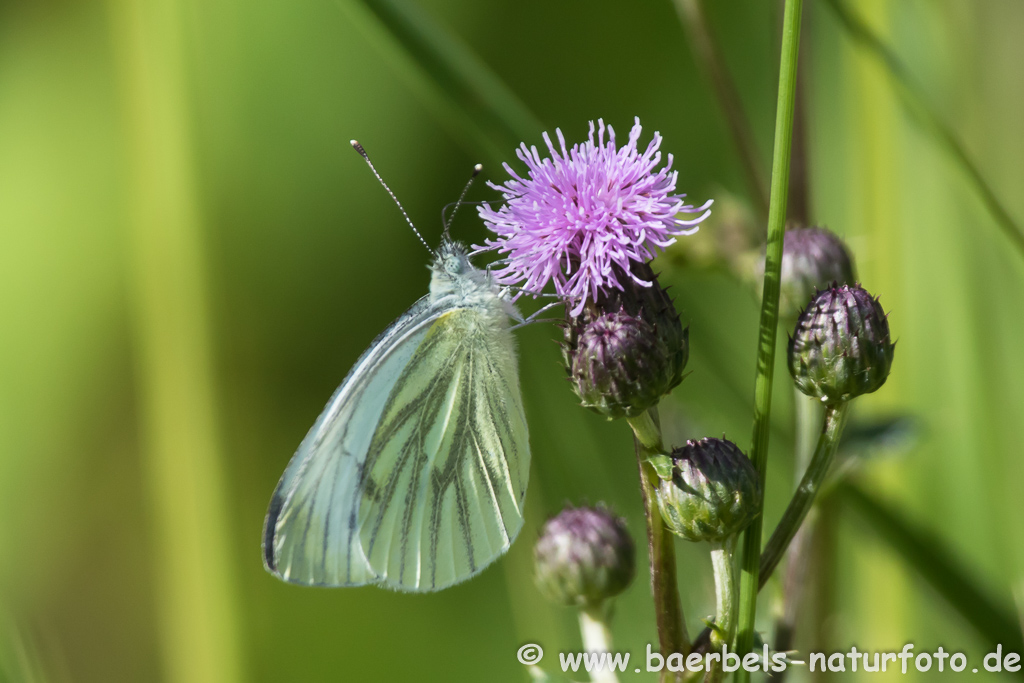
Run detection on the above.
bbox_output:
[351,140,434,254]
[442,163,483,241]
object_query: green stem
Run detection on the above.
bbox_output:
[579,606,620,683]
[771,512,817,676]
[704,538,738,683]
[734,0,803,677]
[628,409,689,681]
[759,402,851,586]
[793,387,819,474]
[709,538,738,650]
[629,409,665,453]
[770,388,822,680]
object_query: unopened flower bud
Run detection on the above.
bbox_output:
[534,505,636,607]
[562,261,688,420]
[653,438,761,543]
[759,226,856,320]
[788,284,895,404]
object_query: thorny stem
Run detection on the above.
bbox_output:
[628,408,689,682]
[734,0,804,678]
[579,606,620,683]
[759,402,851,585]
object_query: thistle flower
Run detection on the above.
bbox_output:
[478,118,712,315]
[653,438,761,543]
[534,505,636,608]
[763,226,856,319]
[562,261,688,420]
[789,284,895,404]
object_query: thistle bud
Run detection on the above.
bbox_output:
[653,438,761,543]
[759,226,856,320]
[534,505,636,607]
[788,284,895,404]
[562,261,688,420]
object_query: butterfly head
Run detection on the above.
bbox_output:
[434,239,472,277]
[429,240,496,305]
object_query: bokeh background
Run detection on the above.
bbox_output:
[2,0,1023,681]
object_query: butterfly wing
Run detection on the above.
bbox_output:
[262,296,436,586]
[263,297,530,591]
[357,307,530,591]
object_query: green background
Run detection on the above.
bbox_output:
[1,0,1022,680]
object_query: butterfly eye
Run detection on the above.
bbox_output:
[444,255,462,274]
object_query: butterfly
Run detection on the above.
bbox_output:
[262,142,532,591]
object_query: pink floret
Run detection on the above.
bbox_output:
[477,117,712,315]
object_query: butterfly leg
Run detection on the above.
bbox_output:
[509,300,565,330]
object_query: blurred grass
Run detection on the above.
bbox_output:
[823,0,1024,258]
[107,0,243,682]
[1,0,1024,682]
[839,481,1024,656]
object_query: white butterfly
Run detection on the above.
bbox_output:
[262,144,532,591]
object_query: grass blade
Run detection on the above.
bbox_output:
[349,0,543,157]
[108,0,243,681]
[823,0,1024,258]
[734,0,804,677]
[672,0,770,219]
[839,481,1024,656]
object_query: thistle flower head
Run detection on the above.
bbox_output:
[789,283,895,404]
[653,437,761,543]
[477,118,712,315]
[533,505,636,607]
[562,261,688,420]
[762,226,856,320]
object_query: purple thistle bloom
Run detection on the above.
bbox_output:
[476,117,712,315]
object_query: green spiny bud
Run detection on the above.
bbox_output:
[788,283,895,404]
[653,438,761,543]
[562,261,688,420]
[759,226,856,320]
[534,505,636,608]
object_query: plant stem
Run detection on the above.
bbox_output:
[709,538,738,650]
[770,388,822,680]
[793,387,818,473]
[771,508,817,683]
[759,402,850,585]
[672,0,769,219]
[734,0,804,678]
[628,409,689,681]
[786,13,811,226]
[704,537,738,683]
[579,606,620,683]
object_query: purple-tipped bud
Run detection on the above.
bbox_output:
[562,261,688,420]
[534,505,636,607]
[789,284,895,404]
[653,438,761,543]
[760,227,856,320]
